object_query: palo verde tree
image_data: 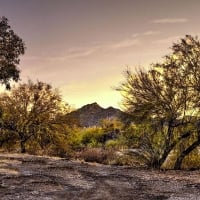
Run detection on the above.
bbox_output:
[0,80,69,153]
[118,35,200,169]
[0,16,25,89]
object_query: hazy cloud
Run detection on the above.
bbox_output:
[154,35,181,44]
[110,38,140,49]
[23,31,161,63]
[65,47,98,58]
[66,37,141,56]
[143,31,160,36]
[152,18,188,24]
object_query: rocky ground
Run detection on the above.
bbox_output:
[0,153,200,200]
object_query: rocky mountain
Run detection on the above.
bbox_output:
[66,102,130,127]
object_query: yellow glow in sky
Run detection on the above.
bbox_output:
[1,0,199,109]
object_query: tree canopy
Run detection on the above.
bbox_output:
[118,35,200,169]
[0,80,70,153]
[0,16,25,89]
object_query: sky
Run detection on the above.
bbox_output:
[0,0,200,109]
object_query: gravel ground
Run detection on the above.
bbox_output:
[0,153,200,200]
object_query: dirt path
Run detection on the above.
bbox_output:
[0,153,200,200]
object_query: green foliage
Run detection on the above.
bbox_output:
[69,122,125,150]
[0,17,25,89]
[100,118,124,132]
[70,127,106,148]
[104,126,138,150]
[105,139,122,149]
[181,148,200,169]
[0,80,70,153]
[120,125,142,148]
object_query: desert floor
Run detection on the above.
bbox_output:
[0,153,199,200]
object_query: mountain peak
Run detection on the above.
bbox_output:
[82,102,100,108]
[80,102,103,112]
[66,103,128,127]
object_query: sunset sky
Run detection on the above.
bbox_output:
[1,0,200,109]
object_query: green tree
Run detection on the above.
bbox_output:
[0,17,25,89]
[118,35,200,169]
[0,80,69,153]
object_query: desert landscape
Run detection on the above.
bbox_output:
[1,1,200,200]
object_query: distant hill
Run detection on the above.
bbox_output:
[65,102,130,127]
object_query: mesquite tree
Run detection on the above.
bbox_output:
[0,80,69,153]
[118,35,200,169]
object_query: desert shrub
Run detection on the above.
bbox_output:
[76,147,143,166]
[22,139,70,158]
[76,148,115,164]
[69,127,107,149]
[26,140,42,155]
[121,125,141,148]
[105,139,127,150]
[80,128,106,146]
[0,129,19,152]
[22,126,73,158]
[44,143,70,158]
[100,118,124,132]
[181,148,200,169]
[121,123,173,168]
[43,131,73,158]
[105,140,120,149]
[110,154,145,167]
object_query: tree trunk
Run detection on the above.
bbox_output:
[157,147,173,168]
[20,140,26,153]
[158,130,191,168]
[156,124,174,168]
[174,140,200,170]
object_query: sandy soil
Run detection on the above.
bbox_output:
[0,153,200,200]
